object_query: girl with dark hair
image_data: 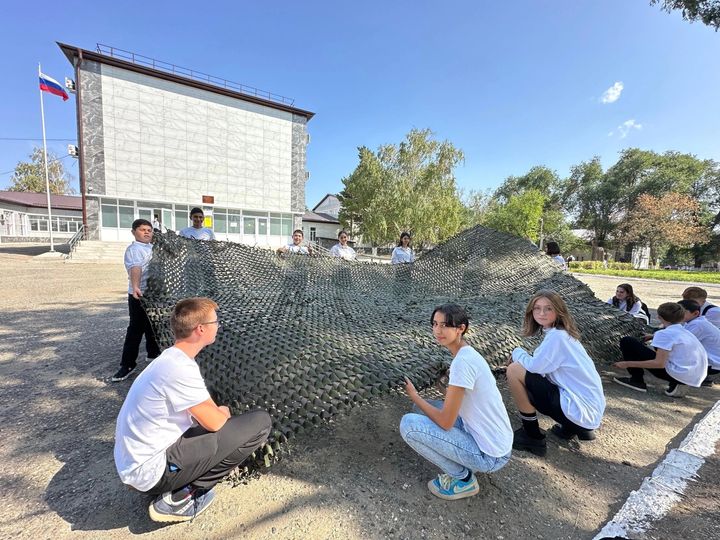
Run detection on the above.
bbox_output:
[329,230,356,260]
[400,304,512,501]
[391,232,415,264]
[608,284,648,323]
[506,291,605,456]
[545,241,566,270]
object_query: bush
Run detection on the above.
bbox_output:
[569,261,634,271]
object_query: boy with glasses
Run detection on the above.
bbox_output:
[114,297,272,522]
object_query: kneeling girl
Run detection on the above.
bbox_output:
[400,304,512,501]
[506,290,606,456]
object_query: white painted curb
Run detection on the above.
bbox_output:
[594,400,720,539]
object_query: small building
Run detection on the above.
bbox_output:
[0,191,82,242]
[59,42,314,245]
[302,208,341,249]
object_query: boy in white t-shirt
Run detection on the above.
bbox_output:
[613,302,708,397]
[682,286,720,329]
[179,207,216,241]
[114,297,271,523]
[277,229,312,256]
[678,299,720,386]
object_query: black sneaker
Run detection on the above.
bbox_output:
[701,377,714,387]
[512,427,547,457]
[550,424,596,441]
[111,365,135,382]
[664,381,685,397]
[613,377,647,393]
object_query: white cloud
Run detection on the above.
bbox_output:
[613,119,642,139]
[601,81,624,104]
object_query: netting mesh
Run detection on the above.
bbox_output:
[142,225,643,469]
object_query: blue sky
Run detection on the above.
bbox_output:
[1,1,718,207]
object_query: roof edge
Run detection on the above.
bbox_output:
[57,42,315,120]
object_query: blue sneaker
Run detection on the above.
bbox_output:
[427,473,480,500]
[148,487,215,523]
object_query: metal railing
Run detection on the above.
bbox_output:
[96,43,295,106]
[307,240,332,257]
[65,224,86,259]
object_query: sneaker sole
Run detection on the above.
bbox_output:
[427,481,480,501]
[512,442,547,457]
[612,377,647,393]
[110,374,133,382]
[148,497,214,523]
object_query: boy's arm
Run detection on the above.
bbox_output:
[189,398,231,432]
[129,266,143,298]
[615,348,669,370]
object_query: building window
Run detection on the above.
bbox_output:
[310,227,317,241]
[101,205,118,227]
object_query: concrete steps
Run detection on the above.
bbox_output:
[66,241,127,263]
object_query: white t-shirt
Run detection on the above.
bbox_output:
[391,246,415,264]
[511,328,606,429]
[652,324,708,386]
[124,240,153,295]
[552,255,567,269]
[685,316,720,369]
[701,302,720,329]
[114,347,211,491]
[330,243,356,260]
[179,226,215,241]
[285,243,310,255]
[607,298,643,316]
[448,346,513,457]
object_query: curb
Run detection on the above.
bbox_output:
[593,399,720,539]
[569,272,720,288]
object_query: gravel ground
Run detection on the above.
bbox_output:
[1,256,718,540]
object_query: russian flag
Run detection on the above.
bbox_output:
[39,72,69,101]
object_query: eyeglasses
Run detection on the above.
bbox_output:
[201,320,223,327]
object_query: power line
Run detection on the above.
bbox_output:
[0,154,75,178]
[0,137,76,141]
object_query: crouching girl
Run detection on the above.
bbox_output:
[506,291,606,456]
[400,304,512,501]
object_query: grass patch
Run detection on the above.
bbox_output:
[570,267,720,284]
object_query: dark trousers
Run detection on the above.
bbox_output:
[619,336,679,384]
[121,294,160,369]
[147,410,272,495]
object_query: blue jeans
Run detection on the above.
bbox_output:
[400,400,511,479]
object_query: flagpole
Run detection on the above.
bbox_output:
[39,63,55,252]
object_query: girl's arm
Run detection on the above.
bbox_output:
[511,334,564,375]
[629,301,642,315]
[391,248,399,264]
[405,378,464,431]
[615,348,669,370]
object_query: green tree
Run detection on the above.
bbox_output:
[482,190,545,242]
[9,147,75,195]
[650,0,720,30]
[338,129,466,248]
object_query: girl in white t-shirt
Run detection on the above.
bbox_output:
[607,283,647,323]
[391,232,415,264]
[400,304,512,501]
[613,302,708,397]
[506,290,606,457]
[329,230,356,260]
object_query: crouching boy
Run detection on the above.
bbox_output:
[114,297,272,522]
[613,302,708,397]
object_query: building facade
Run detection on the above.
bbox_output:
[0,191,82,242]
[60,43,314,245]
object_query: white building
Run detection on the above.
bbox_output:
[60,43,314,245]
[0,191,82,242]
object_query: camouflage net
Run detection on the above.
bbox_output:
[143,225,644,471]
